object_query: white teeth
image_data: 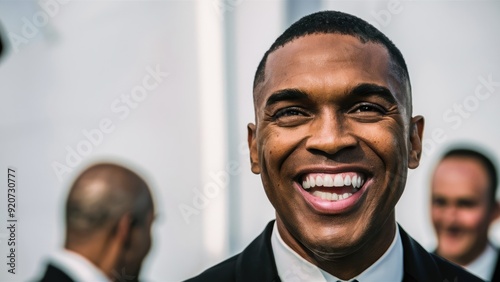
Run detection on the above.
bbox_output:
[344,175,351,186]
[302,173,365,190]
[324,175,334,187]
[333,174,343,187]
[310,176,316,188]
[311,191,354,201]
[315,176,323,187]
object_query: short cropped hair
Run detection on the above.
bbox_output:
[443,148,499,206]
[253,10,411,102]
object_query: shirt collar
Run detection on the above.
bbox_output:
[49,249,110,282]
[465,243,497,281]
[271,222,403,282]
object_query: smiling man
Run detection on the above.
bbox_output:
[186,11,482,282]
[431,148,500,281]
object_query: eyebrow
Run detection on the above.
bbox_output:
[264,83,398,108]
[350,83,398,105]
[265,88,309,107]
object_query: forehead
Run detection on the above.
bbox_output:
[255,33,407,107]
[432,157,490,198]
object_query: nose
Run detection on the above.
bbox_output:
[441,205,459,225]
[305,111,357,155]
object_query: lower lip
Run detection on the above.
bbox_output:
[295,182,367,214]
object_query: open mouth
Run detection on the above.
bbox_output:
[443,226,464,238]
[300,172,366,201]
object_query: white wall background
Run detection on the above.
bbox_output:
[0,1,499,281]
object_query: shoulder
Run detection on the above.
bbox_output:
[38,264,75,282]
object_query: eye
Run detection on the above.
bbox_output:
[272,107,307,120]
[432,198,447,207]
[270,107,310,127]
[353,103,386,114]
[457,199,477,208]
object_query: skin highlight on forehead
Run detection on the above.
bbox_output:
[433,157,490,199]
[253,34,411,120]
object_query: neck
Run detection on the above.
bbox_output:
[65,237,119,279]
[440,240,489,267]
[277,213,397,280]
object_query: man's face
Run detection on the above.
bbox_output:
[431,157,497,264]
[248,33,423,258]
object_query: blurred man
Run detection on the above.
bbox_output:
[39,163,155,282]
[432,148,500,281]
[186,11,481,282]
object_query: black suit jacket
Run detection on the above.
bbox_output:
[38,264,75,282]
[186,221,483,282]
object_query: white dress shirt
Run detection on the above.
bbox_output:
[271,222,403,282]
[466,243,497,281]
[48,249,110,282]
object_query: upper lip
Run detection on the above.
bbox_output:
[293,164,373,182]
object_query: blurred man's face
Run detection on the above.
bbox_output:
[432,157,497,265]
[248,33,423,262]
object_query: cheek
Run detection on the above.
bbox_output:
[460,209,490,230]
[130,229,151,260]
[431,208,443,225]
[357,122,407,158]
[139,228,152,256]
[259,128,304,168]
[358,123,407,190]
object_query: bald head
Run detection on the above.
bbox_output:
[66,163,153,239]
[64,163,155,280]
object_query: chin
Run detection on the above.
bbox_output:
[301,230,366,259]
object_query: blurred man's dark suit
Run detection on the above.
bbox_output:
[39,264,74,282]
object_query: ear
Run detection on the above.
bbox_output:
[490,201,500,223]
[115,214,132,246]
[408,115,424,169]
[99,214,133,277]
[247,123,261,174]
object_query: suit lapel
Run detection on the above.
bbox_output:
[235,221,281,282]
[400,226,443,282]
